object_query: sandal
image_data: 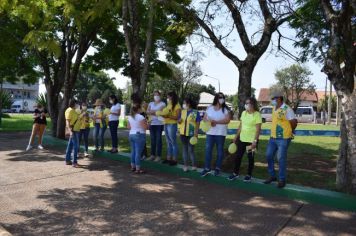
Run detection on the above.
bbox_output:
[135,169,146,174]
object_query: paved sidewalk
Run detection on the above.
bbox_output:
[0,132,355,235]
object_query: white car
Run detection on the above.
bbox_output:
[260,106,315,123]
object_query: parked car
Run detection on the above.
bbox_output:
[11,100,37,113]
[260,105,315,123]
[295,106,315,123]
[260,106,273,122]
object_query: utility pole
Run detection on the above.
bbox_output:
[323,77,327,125]
[327,80,332,124]
[204,74,221,93]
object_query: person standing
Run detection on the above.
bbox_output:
[263,91,298,188]
[92,99,105,151]
[26,104,48,151]
[147,90,166,162]
[65,99,82,167]
[128,103,148,174]
[228,97,262,182]
[157,91,181,166]
[78,102,90,157]
[201,92,231,177]
[108,95,121,153]
[178,97,201,172]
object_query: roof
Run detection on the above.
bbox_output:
[258,88,318,102]
[315,91,337,100]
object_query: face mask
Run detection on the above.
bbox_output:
[109,100,113,104]
[167,98,171,103]
[75,108,81,114]
[96,106,101,110]
[218,98,224,105]
[82,106,87,110]
[154,96,160,102]
[271,99,277,107]
[244,104,251,111]
[75,104,80,109]
[182,104,187,110]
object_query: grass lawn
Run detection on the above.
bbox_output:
[228,120,340,131]
[0,114,52,132]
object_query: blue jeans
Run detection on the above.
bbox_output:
[180,135,195,166]
[266,138,291,181]
[149,125,164,157]
[164,124,178,160]
[78,128,90,152]
[65,131,79,163]
[204,135,226,170]
[129,133,146,168]
[109,120,119,149]
[94,123,106,149]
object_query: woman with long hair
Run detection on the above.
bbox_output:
[127,102,148,174]
[178,96,201,172]
[108,95,121,153]
[26,104,48,151]
[156,91,181,166]
[201,92,231,177]
[147,90,166,162]
[228,97,262,182]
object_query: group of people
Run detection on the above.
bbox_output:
[28,89,297,188]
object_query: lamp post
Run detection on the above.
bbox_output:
[204,74,221,93]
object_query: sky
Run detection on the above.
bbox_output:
[39,10,330,97]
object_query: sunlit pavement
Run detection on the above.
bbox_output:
[0,132,355,235]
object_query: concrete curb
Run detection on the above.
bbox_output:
[0,226,12,236]
[43,135,356,212]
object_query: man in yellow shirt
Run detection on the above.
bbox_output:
[264,91,298,188]
[65,99,81,167]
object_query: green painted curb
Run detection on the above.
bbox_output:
[43,135,356,212]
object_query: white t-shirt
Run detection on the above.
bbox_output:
[281,103,296,120]
[148,101,166,125]
[128,114,146,134]
[205,105,229,136]
[109,103,121,121]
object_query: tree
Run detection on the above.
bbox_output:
[73,69,119,105]
[0,14,38,125]
[7,0,117,138]
[318,95,336,113]
[166,0,294,115]
[291,0,355,193]
[272,64,315,111]
[36,93,48,109]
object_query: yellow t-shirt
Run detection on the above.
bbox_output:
[65,107,81,132]
[156,102,181,124]
[79,111,90,129]
[239,111,262,143]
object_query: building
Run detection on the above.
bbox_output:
[2,81,39,101]
[257,88,318,107]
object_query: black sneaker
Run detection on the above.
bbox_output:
[169,160,178,166]
[243,175,252,182]
[162,159,171,164]
[277,181,286,188]
[200,169,211,177]
[263,176,277,184]
[227,173,239,181]
[65,161,73,165]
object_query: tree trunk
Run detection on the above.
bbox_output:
[237,64,254,117]
[336,89,356,193]
[0,81,3,126]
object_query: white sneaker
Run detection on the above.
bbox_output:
[191,166,197,171]
[148,155,155,161]
[154,156,161,162]
[26,145,32,151]
[183,166,188,172]
[38,145,44,150]
[84,152,89,157]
